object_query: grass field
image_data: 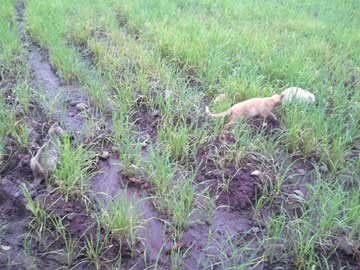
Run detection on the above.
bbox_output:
[1,0,360,269]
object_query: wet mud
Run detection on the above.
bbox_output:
[91,157,169,268]
[196,141,263,209]
[131,103,160,145]
[0,3,116,269]
[2,2,357,270]
[173,140,263,269]
[0,154,34,269]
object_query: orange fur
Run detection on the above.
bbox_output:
[205,94,284,135]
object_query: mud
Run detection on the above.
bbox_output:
[0,157,33,269]
[196,141,263,209]
[29,46,91,139]
[91,157,169,268]
[174,139,263,269]
[131,103,159,145]
[181,208,254,270]
[0,105,53,269]
[1,3,114,269]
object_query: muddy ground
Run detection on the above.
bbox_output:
[0,2,359,270]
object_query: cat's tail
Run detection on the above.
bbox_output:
[205,106,231,119]
[30,155,46,179]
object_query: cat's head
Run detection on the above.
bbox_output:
[48,123,64,137]
[271,93,284,106]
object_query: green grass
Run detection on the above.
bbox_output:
[22,184,49,236]
[0,0,23,68]
[111,111,142,176]
[0,0,32,156]
[99,190,139,247]
[2,0,360,269]
[53,136,95,201]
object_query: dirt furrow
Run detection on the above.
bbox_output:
[3,3,160,270]
[66,28,170,269]
[17,2,169,269]
[91,157,169,268]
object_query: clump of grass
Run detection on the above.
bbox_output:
[0,0,23,68]
[158,121,192,162]
[158,118,207,163]
[22,184,49,233]
[10,120,30,150]
[171,172,197,232]
[99,190,139,254]
[146,147,174,209]
[53,135,95,201]
[52,217,79,268]
[82,219,112,270]
[111,111,141,177]
[281,104,325,159]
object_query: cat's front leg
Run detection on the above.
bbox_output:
[270,112,277,121]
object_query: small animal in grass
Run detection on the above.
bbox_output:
[205,94,284,135]
[214,93,226,103]
[281,87,315,104]
[30,123,64,185]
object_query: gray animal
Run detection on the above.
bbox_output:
[30,123,64,185]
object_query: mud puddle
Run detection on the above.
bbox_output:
[0,3,114,269]
[0,151,35,269]
[177,141,262,269]
[181,208,254,270]
[69,24,168,268]
[91,156,169,268]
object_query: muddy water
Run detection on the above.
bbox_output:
[0,159,35,269]
[17,2,90,139]
[28,49,91,136]
[16,3,167,268]
[91,157,168,266]
[181,207,254,269]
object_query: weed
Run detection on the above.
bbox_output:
[111,112,141,176]
[3,0,360,268]
[99,190,139,249]
[171,171,197,232]
[53,135,95,201]
[21,184,49,233]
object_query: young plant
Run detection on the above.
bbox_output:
[146,147,175,211]
[112,112,141,177]
[171,171,197,232]
[81,220,111,270]
[53,135,95,201]
[99,190,139,252]
[21,184,48,233]
[52,217,79,268]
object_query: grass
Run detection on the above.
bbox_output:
[111,111,142,176]
[53,135,95,201]
[0,0,32,157]
[22,184,49,237]
[1,0,360,269]
[99,190,139,248]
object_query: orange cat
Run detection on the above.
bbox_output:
[205,94,284,134]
